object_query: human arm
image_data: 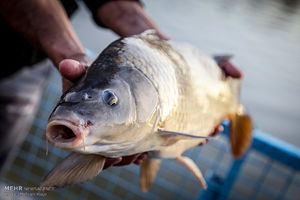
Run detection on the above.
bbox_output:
[94,0,169,40]
[0,0,92,71]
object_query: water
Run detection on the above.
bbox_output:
[71,0,300,147]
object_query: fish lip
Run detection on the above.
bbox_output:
[46,119,89,149]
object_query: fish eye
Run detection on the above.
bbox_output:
[102,90,118,106]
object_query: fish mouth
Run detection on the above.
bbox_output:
[46,120,89,150]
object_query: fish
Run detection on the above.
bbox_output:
[41,30,253,191]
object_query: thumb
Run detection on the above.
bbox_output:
[59,59,86,81]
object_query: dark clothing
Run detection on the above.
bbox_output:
[0,16,46,80]
[0,0,139,80]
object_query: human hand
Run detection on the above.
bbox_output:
[96,1,169,40]
[199,55,243,145]
[58,54,93,92]
[103,153,148,169]
[214,55,243,78]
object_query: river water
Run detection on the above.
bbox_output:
[72,0,300,147]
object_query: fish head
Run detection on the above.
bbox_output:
[46,65,159,153]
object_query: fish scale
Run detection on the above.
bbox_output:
[124,35,224,135]
[121,34,238,157]
[120,36,179,123]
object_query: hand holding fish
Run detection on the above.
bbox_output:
[104,152,148,169]
[57,50,244,168]
[42,32,252,189]
[0,0,251,190]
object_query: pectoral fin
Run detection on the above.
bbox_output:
[41,152,105,187]
[176,156,207,189]
[229,106,253,158]
[158,129,213,139]
[158,128,213,146]
[140,159,161,192]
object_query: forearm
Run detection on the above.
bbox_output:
[95,1,168,40]
[0,0,86,67]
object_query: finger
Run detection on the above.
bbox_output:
[199,139,208,146]
[218,61,243,78]
[134,152,148,165]
[62,78,74,93]
[103,157,122,169]
[213,125,224,136]
[199,125,224,146]
[59,59,86,81]
[114,154,141,166]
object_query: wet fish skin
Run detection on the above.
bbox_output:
[43,30,252,189]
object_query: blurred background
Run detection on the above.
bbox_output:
[1,0,300,199]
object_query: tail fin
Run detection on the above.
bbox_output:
[140,159,161,192]
[229,105,253,158]
[227,73,253,158]
[176,156,207,189]
[41,152,105,187]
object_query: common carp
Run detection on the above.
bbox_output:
[42,30,253,190]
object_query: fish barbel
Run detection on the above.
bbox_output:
[41,30,252,190]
